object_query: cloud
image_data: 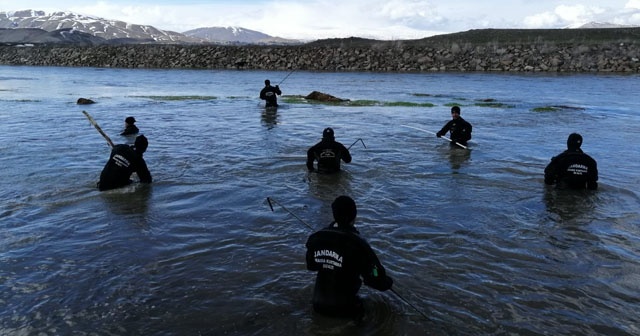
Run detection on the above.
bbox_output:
[626,0,640,9]
[524,3,640,28]
[621,0,640,25]
[377,0,445,27]
[61,0,450,40]
[218,0,444,39]
[557,4,606,23]
[523,12,562,28]
[2,0,639,40]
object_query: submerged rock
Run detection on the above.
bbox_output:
[305,91,349,102]
[77,98,95,105]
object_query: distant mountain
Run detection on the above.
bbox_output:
[0,9,203,44]
[0,27,106,45]
[569,21,638,29]
[0,9,301,45]
[182,26,301,45]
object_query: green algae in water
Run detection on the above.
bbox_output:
[383,101,436,107]
[282,96,435,107]
[532,106,562,112]
[347,100,378,106]
[532,105,586,112]
[474,102,516,108]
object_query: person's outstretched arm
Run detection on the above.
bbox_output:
[306,147,316,172]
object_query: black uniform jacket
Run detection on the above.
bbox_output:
[121,124,139,136]
[305,224,393,311]
[544,149,598,190]
[437,117,472,145]
[259,85,282,107]
[98,144,152,191]
[306,140,352,174]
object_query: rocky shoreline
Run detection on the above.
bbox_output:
[1,41,639,72]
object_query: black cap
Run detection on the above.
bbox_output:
[265,79,270,85]
[323,127,334,139]
[567,133,582,150]
[134,135,148,153]
[332,195,357,226]
[451,106,461,114]
[125,116,136,124]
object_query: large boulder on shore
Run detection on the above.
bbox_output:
[305,91,349,102]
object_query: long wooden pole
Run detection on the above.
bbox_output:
[82,111,114,148]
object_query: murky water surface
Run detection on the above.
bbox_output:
[1,66,639,335]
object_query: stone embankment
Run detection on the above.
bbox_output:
[0,42,638,72]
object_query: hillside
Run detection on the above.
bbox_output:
[305,27,640,48]
[0,10,203,43]
[418,27,640,45]
[0,10,296,45]
[1,26,638,73]
[183,27,299,45]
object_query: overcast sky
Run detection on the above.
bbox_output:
[1,0,639,40]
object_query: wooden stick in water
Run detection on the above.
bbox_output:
[82,110,114,148]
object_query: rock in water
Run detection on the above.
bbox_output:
[77,98,95,105]
[304,91,349,102]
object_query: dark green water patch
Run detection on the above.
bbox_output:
[2,99,41,102]
[473,99,516,108]
[412,93,468,100]
[383,101,436,107]
[532,105,586,112]
[474,102,516,108]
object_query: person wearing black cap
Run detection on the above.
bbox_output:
[259,79,282,108]
[98,135,152,191]
[436,105,472,146]
[121,116,139,136]
[305,195,393,319]
[306,128,352,174]
[544,133,598,190]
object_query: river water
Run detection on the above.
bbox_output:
[1,65,639,335]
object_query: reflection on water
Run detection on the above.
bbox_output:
[101,184,153,227]
[307,171,354,202]
[446,146,472,170]
[261,107,279,129]
[543,187,597,222]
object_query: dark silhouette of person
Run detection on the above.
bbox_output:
[436,105,472,146]
[98,135,152,191]
[306,128,352,174]
[259,79,282,108]
[305,195,393,319]
[121,116,139,136]
[544,133,598,190]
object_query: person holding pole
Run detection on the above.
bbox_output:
[259,79,282,108]
[98,135,152,191]
[544,133,598,190]
[305,195,393,319]
[436,105,472,146]
[306,128,352,174]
